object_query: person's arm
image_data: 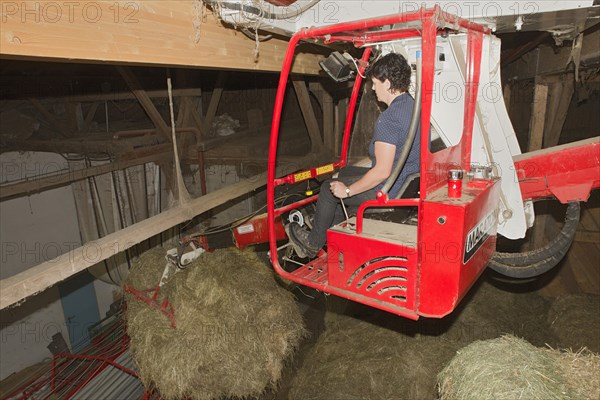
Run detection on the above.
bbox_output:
[330,141,396,198]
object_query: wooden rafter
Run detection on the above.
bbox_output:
[116,66,171,140]
[0,144,171,201]
[28,98,69,137]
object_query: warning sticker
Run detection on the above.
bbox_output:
[237,224,255,235]
[293,171,312,182]
[316,164,334,175]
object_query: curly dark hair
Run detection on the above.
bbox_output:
[367,53,412,93]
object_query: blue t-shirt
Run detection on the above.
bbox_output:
[368,93,420,198]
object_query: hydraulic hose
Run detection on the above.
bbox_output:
[381,52,422,194]
[204,0,320,20]
[488,202,581,279]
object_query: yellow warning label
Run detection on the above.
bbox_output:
[293,171,312,182]
[316,164,334,175]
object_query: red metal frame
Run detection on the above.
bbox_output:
[4,308,138,400]
[266,6,499,319]
[514,137,600,203]
[123,285,176,329]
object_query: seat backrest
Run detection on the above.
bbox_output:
[394,173,420,199]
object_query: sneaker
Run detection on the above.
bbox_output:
[285,222,320,259]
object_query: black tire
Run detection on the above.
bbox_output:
[488,202,580,279]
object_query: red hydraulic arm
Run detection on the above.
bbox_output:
[514,137,600,203]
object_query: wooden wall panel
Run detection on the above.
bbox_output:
[0,1,322,74]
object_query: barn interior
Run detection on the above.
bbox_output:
[1,1,599,399]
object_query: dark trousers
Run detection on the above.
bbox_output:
[307,166,377,248]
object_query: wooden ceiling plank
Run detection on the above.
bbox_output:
[0,2,322,74]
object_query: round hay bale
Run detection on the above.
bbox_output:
[438,335,580,400]
[289,313,457,400]
[124,247,306,400]
[556,349,600,400]
[548,294,600,352]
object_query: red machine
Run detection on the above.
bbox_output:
[261,7,600,319]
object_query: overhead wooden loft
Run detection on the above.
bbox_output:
[0,1,324,73]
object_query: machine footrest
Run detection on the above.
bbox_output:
[290,253,328,284]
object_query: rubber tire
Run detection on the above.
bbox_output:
[488,202,580,279]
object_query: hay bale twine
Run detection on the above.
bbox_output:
[548,294,600,353]
[124,247,306,400]
[438,335,600,400]
[289,312,457,400]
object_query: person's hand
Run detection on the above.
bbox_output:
[330,181,349,199]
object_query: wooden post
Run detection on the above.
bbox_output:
[528,82,548,152]
[202,71,227,135]
[313,82,335,156]
[527,74,575,250]
[527,81,549,249]
[323,95,334,156]
[292,78,324,154]
[544,74,574,148]
[335,98,348,158]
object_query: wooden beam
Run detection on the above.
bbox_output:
[528,83,548,152]
[527,82,549,248]
[544,74,575,148]
[322,86,335,155]
[1,132,166,155]
[1,136,131,154]
[0,1,322,74]
[293,79,324,153]
[65,88,202,103]
[335,98,348,158]
[202,71,227,135]
[0,155,319,309]
[28,98,69,137]
[116,66,171,140]
[501,32,549,67]
[527,75,574,249]
[0,144,172,201]
[83,102,99,132]
[503,28,599,81]
[309,82,335,156]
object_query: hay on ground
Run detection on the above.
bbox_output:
[438,335,600,400]
[289,312,457,400]
[124,247,306,400]
[548,294,600,353]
